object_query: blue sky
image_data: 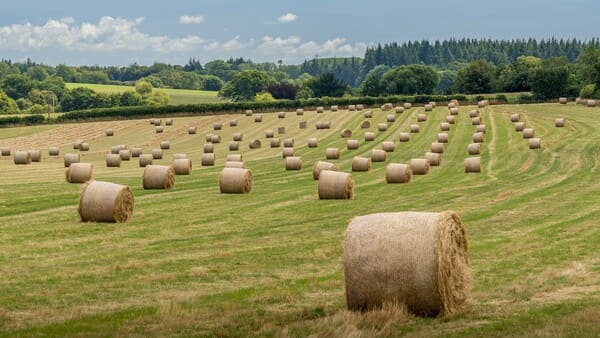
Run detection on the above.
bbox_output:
[0,0,598,66]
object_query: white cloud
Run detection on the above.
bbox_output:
[277,13,297,23]
[179,15,204,24]
[256,36,367,61]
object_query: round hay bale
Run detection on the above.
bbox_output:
[356,104,364,111]
[139,154,153,167]
[382,103,393,111]
[78,180,134,223]
[424,104,433,112]
[213,123,222,130]
[316,106,324,113]
[468,110,480,118]
[265,130,274,138]
[14,151,31,165]
[326,147,340,160]
[254,114,263,122]
[431,142,445,154]
[471,117,481,125]
[1,146,10,156]
[307,137,318,148]
[410,124,420,133]
[152,148,163,159]
[110,146,120,154]
[299,121,308,129]
[559,97,567,104]
[382,141,395,152]
[387,114,396,123]
[278,127,286,134]
[340,129,353,138]
[278,111,286,118]
[331,105,339,111]
[478,100,488,108]
[344,211,469,315]
[313,161,339,180]
[173,158,192,175]
[285,156,303,170]
[555,118,565,127]
[106,154,121,167]
[248,139,261,149]
[270,138,281,148]
[399,132,410,142]
[352,156,371,172]
[73,139,83,149]
[437,133,449,143]
[316,121,331,129]
[282,147,295,158]
[229,141,239,151]
[64,153,80,167]
[201,153,215,166]
[143,165,175,189]
[203,143,214,153]
[318,170,354,200]
[360,120,371,129]
[472,132,485,143]
[464,157,481,173]
[429,101,437,108]
[219,168,253,193]
[378,123,388,132]
[417,114,427,122]
[365,132,376,142]
[522,128,535,139]
[245,109,253,116]
[155,126,164,133]
[476,124,486,133]
[210,135,221,143]
[349,105,357,111]
[153,119,163,126]
[205,134,213,142]
[173,153,187,160]
[225,161,244,168]
[403,102,412,109]
[441,122,450,133]
[48,147,60,156]
[587,99,597,107]
[296,108,304,115]
[529,138,541,149]
[160,141,170,150]
[66,163,93,183]
[410,158,430,175]
[450,107,459,115]
[165,119,173,126]
[119,149,131,161]
[232,132,243,141]
[385,163,412,184]
[106,129,114,137]
[395,106,404,114]
[426,152,442,166]
[283,138,294,147]
[78,143,89,151]
[446,116,456,124]
[229,119,238,127]
[510,113,520,122]
[515,122,525,132]
[188,127,197,134]
[149,118,155,125]
[363,110,373,118]
[347,139,359,150]
[29,150,42,162]
[226,154,242,162]
[467,143,482,155]
[371,149,387,162]
[447,102,456,109]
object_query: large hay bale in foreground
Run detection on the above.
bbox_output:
[78,180,134,223]
[143,165,175,189]
[430,142,445,154]
[106,154,121,167]
[382,141,395,152]
[307,137,318,148]
[399,132,410,142]
[318,170,354,200]
[344,211,469,315]
[285,156,303,170]
[49,147,60,156]
[467,143,482,155]
[201,153,215,166]
[409,158,430,175]
[139,154,153,167]
[347,139,359,150]
[529,138,541,149]
[464,157,481,173]
[326,147,340,160]
[522,128,535,139]
[152,148,163,159]
[425,152,442,166]
[66,163,93,183]
[371,149,387,162]
[14,151,31,165]
[385,163,412,183]
[173,158,192,175]
[555,118,565,127]
[364,132,376,141]
[219,168,253,193]
[64,153,80,167]
[282,147,295,158]
[352,156,371,172]
[312,161,339,180]
[1,146,10,156]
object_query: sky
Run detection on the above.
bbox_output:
[0,0,598,66]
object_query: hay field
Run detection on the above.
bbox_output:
[0,103,598,336]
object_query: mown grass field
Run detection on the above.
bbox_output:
[65,83,221,105]
[0,103,598,336]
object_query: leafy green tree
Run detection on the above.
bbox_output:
[360,65,390,96]
[119,91,144,106]
[437,70,457,94]
[267,81,298,99]
[307,73,348,97]
[143,91,170,106]
[26,66,49,81]
[55,64,77,82]
[498,56,541,92]
[577,46,600,91]
[531,57,578,99]
[60,87,95,111]
[28,104,46,114]
[380,64,439,95]
[135,80,153,96]
[38,76,68,100]
[1,74,34,99]
[15,98,31,111]
[255,91,275,102]
[200,75,224,91]
[579,84,599,99]
[295,86,314,99]
[219,70,275,101]
[0,89,19,114]
[454,60,496,94]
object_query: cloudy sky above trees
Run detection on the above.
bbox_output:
[0,0,598,66]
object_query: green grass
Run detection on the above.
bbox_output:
[0,103,598,336]
[65,82,221,105]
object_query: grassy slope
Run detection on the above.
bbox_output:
[65,83,220,105]
[0,104,598,336]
